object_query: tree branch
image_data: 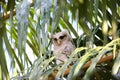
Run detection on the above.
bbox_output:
[49,55,113,80]
[83,54,113,69]
[3,2,34,20]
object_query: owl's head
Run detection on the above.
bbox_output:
[50,30,72,46]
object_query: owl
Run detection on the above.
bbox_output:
[51,30,76,64]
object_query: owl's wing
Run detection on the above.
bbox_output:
[63,44,75,53]
[63,46,70,54]
[61,46,71,59]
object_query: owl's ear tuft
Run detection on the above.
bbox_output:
[62,30,69,34]
[63,30,73,41]
[50,34,54,39]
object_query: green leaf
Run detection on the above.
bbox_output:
[3,27,24,71]
[0,27,9,79]
[62,17,79,37]
[112,49,120,75]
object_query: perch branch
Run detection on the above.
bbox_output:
[83,54,113,69]
[49,55,113,80]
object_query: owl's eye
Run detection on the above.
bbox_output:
[59,35,66,39]
[53,38,57,41]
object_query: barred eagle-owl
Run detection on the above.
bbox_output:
[51,30,75,64]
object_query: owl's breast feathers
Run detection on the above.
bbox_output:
[54,41,75,54]
[53,41,75,64]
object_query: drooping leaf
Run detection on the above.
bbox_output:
[16,0,30,66]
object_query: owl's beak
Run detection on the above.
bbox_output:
[57,40,61,45]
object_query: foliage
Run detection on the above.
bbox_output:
[0,0,120,80]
